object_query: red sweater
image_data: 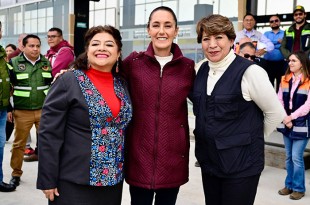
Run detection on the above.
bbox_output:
[85,68,120,117]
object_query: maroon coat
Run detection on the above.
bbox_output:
[123,43,195,189]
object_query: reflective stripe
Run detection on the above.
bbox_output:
[42,72,52,78]
[16,73,29,80]
[44,89,49,95]
[6,78,10,82]
[14,86,32,90]
[293,126,308,133]
[301,30,310,35]
[277,124,285,129]
[13,90,30,97]
[282,88,289,92]
[297,90,308,95]
[0,79,2,82]
[37,85,49,90]
[7,63,13,70]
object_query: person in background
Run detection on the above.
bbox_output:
[280,5,310,59]
[264,15,287,92]
[0,21,16,193]
[235,13,274,57]
[239,41,269,70]
[277,51,310,200]
[7,33,27,62]
[123,6,195,205]
[4,44,16,142]
[37,25,132,205]
[8,34,52,187]
[45,27,74,77]
[191,14,286,205]
[4,44,16,62]
[23,28,75,162]
[5,33,34,157]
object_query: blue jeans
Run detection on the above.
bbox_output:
[283,135,309,193]
[0,110,7,182]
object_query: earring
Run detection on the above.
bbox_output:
[116,60,119,73]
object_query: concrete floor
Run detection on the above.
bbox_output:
[1,125,310,205]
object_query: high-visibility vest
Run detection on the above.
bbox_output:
[9,54,52,110]
[0,46,11,110]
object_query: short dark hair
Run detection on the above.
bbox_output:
[48,27,63,36]
[240,42,256,50]
[5,44,17,51]
[243,13,256,21]
[23,34,41,46]
[71,25,122,75]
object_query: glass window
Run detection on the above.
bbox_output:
[135,4,145,25]
[258,0,292,15]
[106,0,117,8]
[89,11,95,27]
[106,8,116,26]
[0,14,6,36]
[1,0,15,7]
[93,0,106,9]
[145,2,161,23]
[178,0,195,21]
[163,1,177,15]
[94,9,106,26]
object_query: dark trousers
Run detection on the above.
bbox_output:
[201,172,261,205]
[129,185,180,205]
[49,180,123,205]
[264,60,287,93]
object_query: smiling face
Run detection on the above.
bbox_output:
[202,32,234,62]
[87,32,120,72]
[147,9,178,56]
[293,10,306,25]
[288,54,302,75]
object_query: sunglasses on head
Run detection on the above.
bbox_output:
[269,19,279,23]
[243,54,256,60]
[294,12,304,17]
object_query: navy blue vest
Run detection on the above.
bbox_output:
[191,55,264,178]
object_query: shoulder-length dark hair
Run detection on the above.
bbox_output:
[70,25,123,76]
[284,51,310,83]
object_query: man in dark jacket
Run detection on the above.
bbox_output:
[280,5,310,58]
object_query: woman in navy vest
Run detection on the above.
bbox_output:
[277,51,310,200]
[191,14,286,205]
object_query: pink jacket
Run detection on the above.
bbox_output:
[123,43,195,189]
[46,40,74,77]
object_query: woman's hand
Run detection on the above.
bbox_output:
[286,121,293,129]
[283,115,292,125]
[52,69,70,84]
[43,188,59,201]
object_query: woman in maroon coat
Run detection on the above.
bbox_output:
[123,6,195,205]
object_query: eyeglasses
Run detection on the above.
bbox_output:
[46,35,60,39]
[243,53,256,60]
[269,19,279,23]
[294,12,304,17]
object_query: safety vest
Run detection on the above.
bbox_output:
[9,54,52,110]
[277,73,310,139]
[284,22,310,53]
[0,46,11,110]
